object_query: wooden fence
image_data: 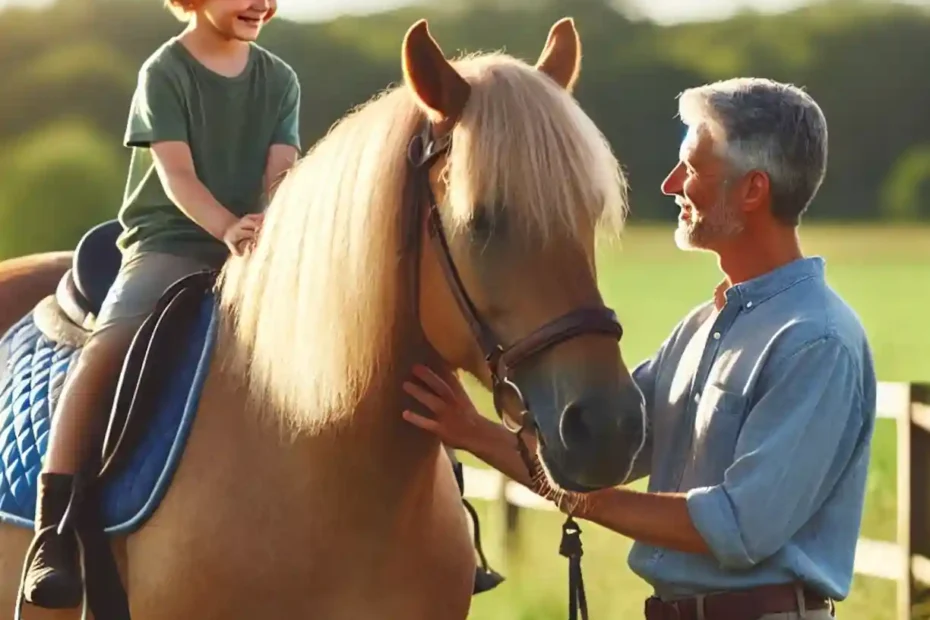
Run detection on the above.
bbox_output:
[461,381,930,620]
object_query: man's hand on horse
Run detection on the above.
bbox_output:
[402,365,493,452]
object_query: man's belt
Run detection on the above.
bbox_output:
[644,583,834,620]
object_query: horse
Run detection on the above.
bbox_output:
[0,17,646,619]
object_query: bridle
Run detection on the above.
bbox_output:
[406,120,624,620]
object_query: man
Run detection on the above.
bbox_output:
[400,77,877,620]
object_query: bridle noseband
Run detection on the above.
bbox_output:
[407,120,624,620]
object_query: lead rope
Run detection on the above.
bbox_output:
[493,376,590,620]
[560,516,588,620]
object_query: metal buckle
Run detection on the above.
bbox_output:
[407,123,452,169]
[492,375,530,434]
[645,596,680,620]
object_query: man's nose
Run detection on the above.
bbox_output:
[661,163,684,196]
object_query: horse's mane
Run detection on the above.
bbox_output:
[216,52,629,435]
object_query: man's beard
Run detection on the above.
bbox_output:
[674,195,745,251]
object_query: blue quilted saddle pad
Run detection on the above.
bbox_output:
[0,294,217,535]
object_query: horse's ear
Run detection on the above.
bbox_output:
[402,20,471,124]
[535,17,581,92]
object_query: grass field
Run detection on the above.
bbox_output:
[461,223,930,620]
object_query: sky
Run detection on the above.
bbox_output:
[1,0,928,24]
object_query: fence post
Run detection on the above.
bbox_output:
[905,383,930,619]
[500,477,521,565]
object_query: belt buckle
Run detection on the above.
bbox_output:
[646,596,680,620]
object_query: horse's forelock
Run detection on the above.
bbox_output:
[215,51,628,434]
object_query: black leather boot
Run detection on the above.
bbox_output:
[21,473,83,609]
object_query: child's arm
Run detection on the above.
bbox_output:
[125,62,241,242]
[263,68,302,204]
[264,144,299,203]
[150,141,240,241]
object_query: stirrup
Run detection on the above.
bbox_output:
[464,498,505,593]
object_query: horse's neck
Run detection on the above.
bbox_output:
[200,328,444,512]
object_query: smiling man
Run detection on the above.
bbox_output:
[401,77,878,619]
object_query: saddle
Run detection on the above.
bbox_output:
[46,218,215,478]
[3,220,219,620]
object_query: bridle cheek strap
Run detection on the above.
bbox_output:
[406,120,621,620]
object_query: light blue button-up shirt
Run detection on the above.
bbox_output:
[627,256,877,602]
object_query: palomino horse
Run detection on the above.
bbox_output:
[0,17,645,619]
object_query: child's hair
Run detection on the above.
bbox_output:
[164,0,196,22]
[163,0,277,23]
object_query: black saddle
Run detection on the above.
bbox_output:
[56,219,123,330]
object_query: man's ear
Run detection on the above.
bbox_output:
[741,170,772,214]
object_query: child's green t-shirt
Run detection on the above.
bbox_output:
[117,38,301,266]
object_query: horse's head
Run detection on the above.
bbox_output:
[403,19,646,492]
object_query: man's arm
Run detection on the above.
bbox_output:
[684,335,868,569]
[468,334,868,564]
[469,416,710,554]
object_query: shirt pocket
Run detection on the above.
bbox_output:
[690,383,748,485]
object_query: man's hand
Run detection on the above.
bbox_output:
[222,213,264,256]
[402,364,544,490]
[401,363,712,557]
[402,365,494,452]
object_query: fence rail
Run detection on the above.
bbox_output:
[461,380,930,620]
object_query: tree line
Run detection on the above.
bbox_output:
[0,0,927,258]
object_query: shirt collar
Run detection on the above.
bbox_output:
[713,256,825,311]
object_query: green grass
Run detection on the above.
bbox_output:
[462,223,930,620]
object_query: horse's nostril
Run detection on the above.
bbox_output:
[560,401,592,448]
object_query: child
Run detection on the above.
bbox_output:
[22,0,301,608]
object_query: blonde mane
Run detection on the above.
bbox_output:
[217,52,629,434]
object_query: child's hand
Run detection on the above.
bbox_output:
[402,365,490,451]
[223,213,264,256]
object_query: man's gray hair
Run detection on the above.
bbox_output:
[678,77,828,226]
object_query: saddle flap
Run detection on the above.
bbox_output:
[98,270,217,480]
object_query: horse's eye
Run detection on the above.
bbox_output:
[470,206,499,238]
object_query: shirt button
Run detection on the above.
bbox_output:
[694,393,701,403]
[746,301,754,308]
[713,332,721,340]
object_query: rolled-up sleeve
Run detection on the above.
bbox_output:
[685,335,866,569]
